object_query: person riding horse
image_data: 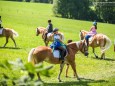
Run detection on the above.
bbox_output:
[0,16,3,29]
[51,28,66,61]
[45,19,53,41]
[85,21,97,46]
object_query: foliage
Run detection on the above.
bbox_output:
[53,0,96,21]
[1,0,53,3]
[53,0,115,23]
[94,0,115,23]
[0,58,53,86]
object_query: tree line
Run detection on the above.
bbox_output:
[53,0,115,24]
[4,0,115,24]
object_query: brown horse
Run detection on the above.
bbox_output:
[0,28,18,47]
[28,40,88,82]
[36,27,64,46]
[79,30,111,59]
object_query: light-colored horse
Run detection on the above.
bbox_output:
[28,40,88,82]
[0,28,18,47]
[79,30,111,59]
[36,27,64,46]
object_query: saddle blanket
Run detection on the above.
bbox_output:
[53,49,68,59]
[0,29,3,35]
[53,50,60,58]
[89,37,93,42]
[47,33,52,38]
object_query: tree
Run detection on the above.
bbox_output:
[53,0,95,21]
[94,0,115,23]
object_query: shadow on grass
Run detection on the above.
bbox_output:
[92,57,115,62]
[44,78,108,86]
[0,47,21,49]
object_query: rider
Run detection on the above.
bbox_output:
[0,16,3,29]
[51,28,66,61]
[45,19,53,41]
[85,21,97,46]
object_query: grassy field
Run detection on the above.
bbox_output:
[0,1,115,86]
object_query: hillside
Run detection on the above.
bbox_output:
[0,1,115,86]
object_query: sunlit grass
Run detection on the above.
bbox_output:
[0,1,115,85]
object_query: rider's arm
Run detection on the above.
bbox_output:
[89,26,93,31]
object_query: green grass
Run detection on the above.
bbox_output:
[0,1,115,86]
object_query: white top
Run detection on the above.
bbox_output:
[54,34,60,40]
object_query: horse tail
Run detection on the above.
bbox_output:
[61,33,64,42]
[101,35,111,53]
[28,48,35,62]
[11,29,19,37]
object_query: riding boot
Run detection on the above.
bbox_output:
[86,39,89,46]
[58,47,66,61]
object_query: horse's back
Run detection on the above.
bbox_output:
[33,46,51,55]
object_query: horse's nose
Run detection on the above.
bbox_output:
[85,51,89,56]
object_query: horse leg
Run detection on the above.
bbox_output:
[92,47,98,58]
[70,61,79,80]
[58,61,65,82]
[3,37,9,47]
[11,36,16,47]
[44,40,48,46]
[101,53,105,59]
[46,41,49,46]
[65,64,69,77]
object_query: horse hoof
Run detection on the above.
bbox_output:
[77,77,80,80]
[59,80,62,82]
[65,76,68,78]
[96,56,98,58]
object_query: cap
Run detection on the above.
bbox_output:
[53,28,59,32]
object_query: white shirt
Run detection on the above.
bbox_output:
[54,34,61,40]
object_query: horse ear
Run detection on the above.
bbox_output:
[80,30,81,32]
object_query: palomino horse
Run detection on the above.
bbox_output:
[28,40,89,82]
[79,30,111,59]
[36,27,64,46]
[0,28,18,47]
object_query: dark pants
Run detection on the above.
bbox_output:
[57,46,66,61]
[85,35,91,46]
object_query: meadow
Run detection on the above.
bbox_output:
[0,1,115,86]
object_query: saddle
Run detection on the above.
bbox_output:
[44,32,53,41]
[51,45,68,60]
[0,28,3,35]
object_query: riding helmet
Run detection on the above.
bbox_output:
[53,28,59,32]
[93,21,97,26]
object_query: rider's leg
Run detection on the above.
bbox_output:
[85,35,91,46]
[57,46,66,61]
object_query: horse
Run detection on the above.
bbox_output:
[0,28,18,47]
[28,40,89,82]
[36,27,64,46]
[79,30,111,59]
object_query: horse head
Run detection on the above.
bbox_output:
[36,28,40,36]
[79,40,89,56]
[79,30,88,40]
